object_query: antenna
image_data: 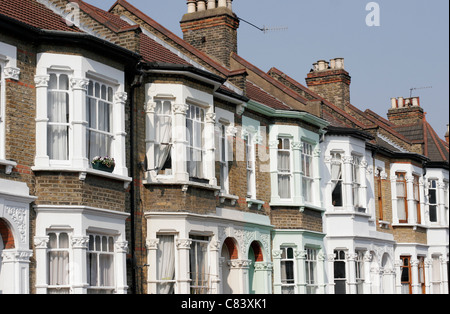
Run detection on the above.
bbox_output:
[237,16,288,34]
[410,86,432,98]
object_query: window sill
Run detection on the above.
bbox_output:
[391,223,428,230]
[219,193,239,205]
[0,159,17,174]
[247,198,265,210]
[378,220,391,229]
[143,175,221,193]
[31,166,132,189]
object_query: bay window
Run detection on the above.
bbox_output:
[87,234,115,294]
[396,172,408,223]
[277,138,292,199]
[34,53,129,179]
[186,104,205,179]
[47,231,70,294]
[47,73,70,161]
[302,142,314,203]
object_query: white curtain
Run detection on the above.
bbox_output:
[396,181,407,220]
[157,236,175,294]
[48,233,69,286]
[330,162,342,191]
[278,150,291,199]
[155,102,172,171]
[48,91,69,160]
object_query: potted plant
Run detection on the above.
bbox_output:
[92,156,115,173]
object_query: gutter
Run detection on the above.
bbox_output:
[246,99,330,130]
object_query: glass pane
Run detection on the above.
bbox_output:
[48,233,57,249]
[59,74,69,91]
[59,233,69,249]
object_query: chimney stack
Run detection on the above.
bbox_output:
[180,0,239,68]
[387,96,424,126]
[305,58,351,110]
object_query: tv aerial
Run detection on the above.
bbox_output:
[410,86,432,98]
[237,16,288,34]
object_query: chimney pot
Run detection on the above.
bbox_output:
[412,97,420,107]
[391,98,398,109]
[329,59,336,69]
[318,60,328,71]
[218,0,227,8]
[335,58,345,69]
[197,0,206,11]
[187,0,196,13]
[398,97,404,108]
[207,0,216,10]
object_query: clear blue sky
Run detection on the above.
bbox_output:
[85,0,449,137]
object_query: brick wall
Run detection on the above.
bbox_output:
[270,208,323,233]
[180,8,239,68]
[305,69,351,111]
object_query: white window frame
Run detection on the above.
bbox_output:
[153,99,173,175]
[47,231,71,294]
[189,236,210,294]
[47,71,71,163]
[305,247,318,294]
[186,103,206,180]
[331,152,344,208]
[246,132,256,199]
[155,234,176,294]
[280,246,296,294]
[0,42,20,170]
[86,80,115,164]
[355,251,365,294]
[277,137,292,200]
[87,234,116,294]
[302,142,314,204]
[352,155,362,209]
[428,179,439,223]
[218,122,230,194]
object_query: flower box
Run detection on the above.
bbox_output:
[92,156,115,173]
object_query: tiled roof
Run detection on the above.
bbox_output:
[246,81,291,111]
[0,0,82,32]
[139,33,190,65]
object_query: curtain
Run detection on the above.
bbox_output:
[396,181,407,221]
[157,236,175,294]
[278,150,291,199]
[48,91,69,160]
[155,103,172,171]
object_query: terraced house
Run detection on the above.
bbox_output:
[0,0,447,295]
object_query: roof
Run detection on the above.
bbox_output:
[246,81,291,111]
[0,0,82,32]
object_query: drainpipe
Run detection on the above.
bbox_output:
[129,62,144,294]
